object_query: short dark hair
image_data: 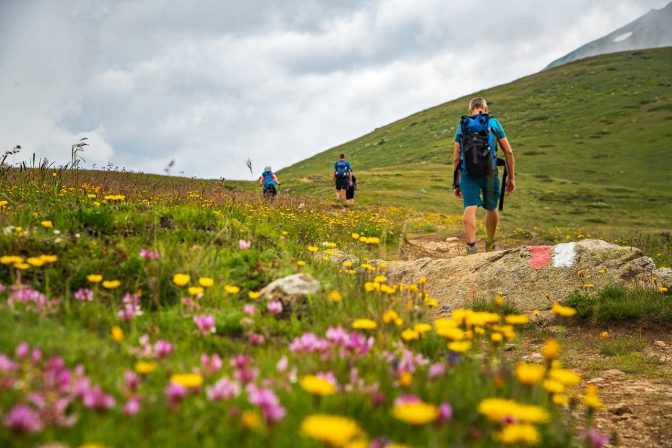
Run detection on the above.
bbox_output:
[339,153,345,159]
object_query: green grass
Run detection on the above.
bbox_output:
[562,286,672,325]
[278,48,672,243]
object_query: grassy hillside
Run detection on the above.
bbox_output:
[278,48,672,234]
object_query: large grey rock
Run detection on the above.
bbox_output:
[260,274,321,302]
[385,239,657,313]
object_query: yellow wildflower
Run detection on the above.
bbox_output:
[87,274,103,283]
[499,423,540,445]
[413,323,432,334]
[447,341,471,353]
[352,319,377,330]
[351,232,360,240]
[224,285,240,294]
[401,329,419,342]
[170,373,204,389]
[548,368,581,386]
[505,314,530,325]
[172,273,190,287]
[551,302,577,318]
[198,277,214,288]
[515,363,546,385]
[111,326,124,343]
[399,371,412,387]
[39,255,58,263]
[541,339,561,360]
[134,360,158,375]
[392,401,438,425]
[102,280,121,289]
[599,331,609,340]
[188,286,204,296]
[307,246,319,253]
[328,290,342,303]
[248,291,261,300]
[27,257,45,267]
[299,375,337,396]
[583,385,603,410]
[300,414,363,447]
[40,220,53,229]
[242,410,261,429]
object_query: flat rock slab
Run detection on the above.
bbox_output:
[260,274,321,302]
[386,239,657,312]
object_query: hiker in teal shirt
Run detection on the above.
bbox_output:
[452,97,516,254]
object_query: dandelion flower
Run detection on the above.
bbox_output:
[248,291,261,300]
[40,220,53,229]
[135,360,158,375]
[300,414,363,447]
[352,319,377,330]
[198,277,214,288]
[401,329,419,342]
[170,373,204,389]
[102,280,121,289]
[111,326,124,343]
[172,273,190,287]
[299,375,336,396]
[328,290,342,303]
[447,341,471,353]
[499,423,540,445]
[551,302,577,318]
[188,286,204,296]
[515,363,546,385]
[392,401,439,425]
[87,274,103,283]
[225,285,240,294]
[541,339,561,360]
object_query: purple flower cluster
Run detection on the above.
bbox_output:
[73,288,94,301]
[1,342,116,434]
[139,248,160,260]
[246,384,285,423]
[289,327,374,358]
[7,286,57,312]
[118,292,142,321]
[193,314,216,335]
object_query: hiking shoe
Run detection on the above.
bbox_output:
[485,240,496,252]
[466,242,478,255]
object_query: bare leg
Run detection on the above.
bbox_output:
[463,206,478,243]
[485,209,499,242]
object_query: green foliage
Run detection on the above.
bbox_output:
[563,286,672,324]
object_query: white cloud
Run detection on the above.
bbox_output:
[0,0,668,179]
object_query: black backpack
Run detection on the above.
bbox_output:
[459,114,495,177]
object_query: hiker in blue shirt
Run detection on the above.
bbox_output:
[259,166,280,200]
[452,97,516,254]
[333,153,352,204]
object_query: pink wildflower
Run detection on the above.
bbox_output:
[438,402,453,422]
[15,341,29,358]
[193,314,216,335]
[165,383,187,411]
[206,378,240,401]
[82,385,116,411]
[4,404,43,433]
[73,288,94,301]
[289,333,329,354]
[153,340,173,359]
[246,384,285,423]
[248,334,265,346]
[201,353,223,374]
[118,293,142,322]
[124,370,140,391]
[123,396,141,416]
[243,304,256,315]
[139,248,160,260]
[239,239,251,250]
[428,362,446,380]
[267,300,283,315]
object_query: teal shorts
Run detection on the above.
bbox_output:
[460,171,500,210]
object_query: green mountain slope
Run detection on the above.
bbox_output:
[279,48,672,232]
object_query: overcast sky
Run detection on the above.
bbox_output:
[0,0,668,179]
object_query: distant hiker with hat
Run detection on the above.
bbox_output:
[453,97,516,254]
[259,166,280,200]
[333,153,352,204]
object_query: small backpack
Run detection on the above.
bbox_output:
[459,114,496,177]
[335,160,349,178]
[262,170,276,187]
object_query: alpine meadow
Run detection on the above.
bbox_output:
[1,10,672,448]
